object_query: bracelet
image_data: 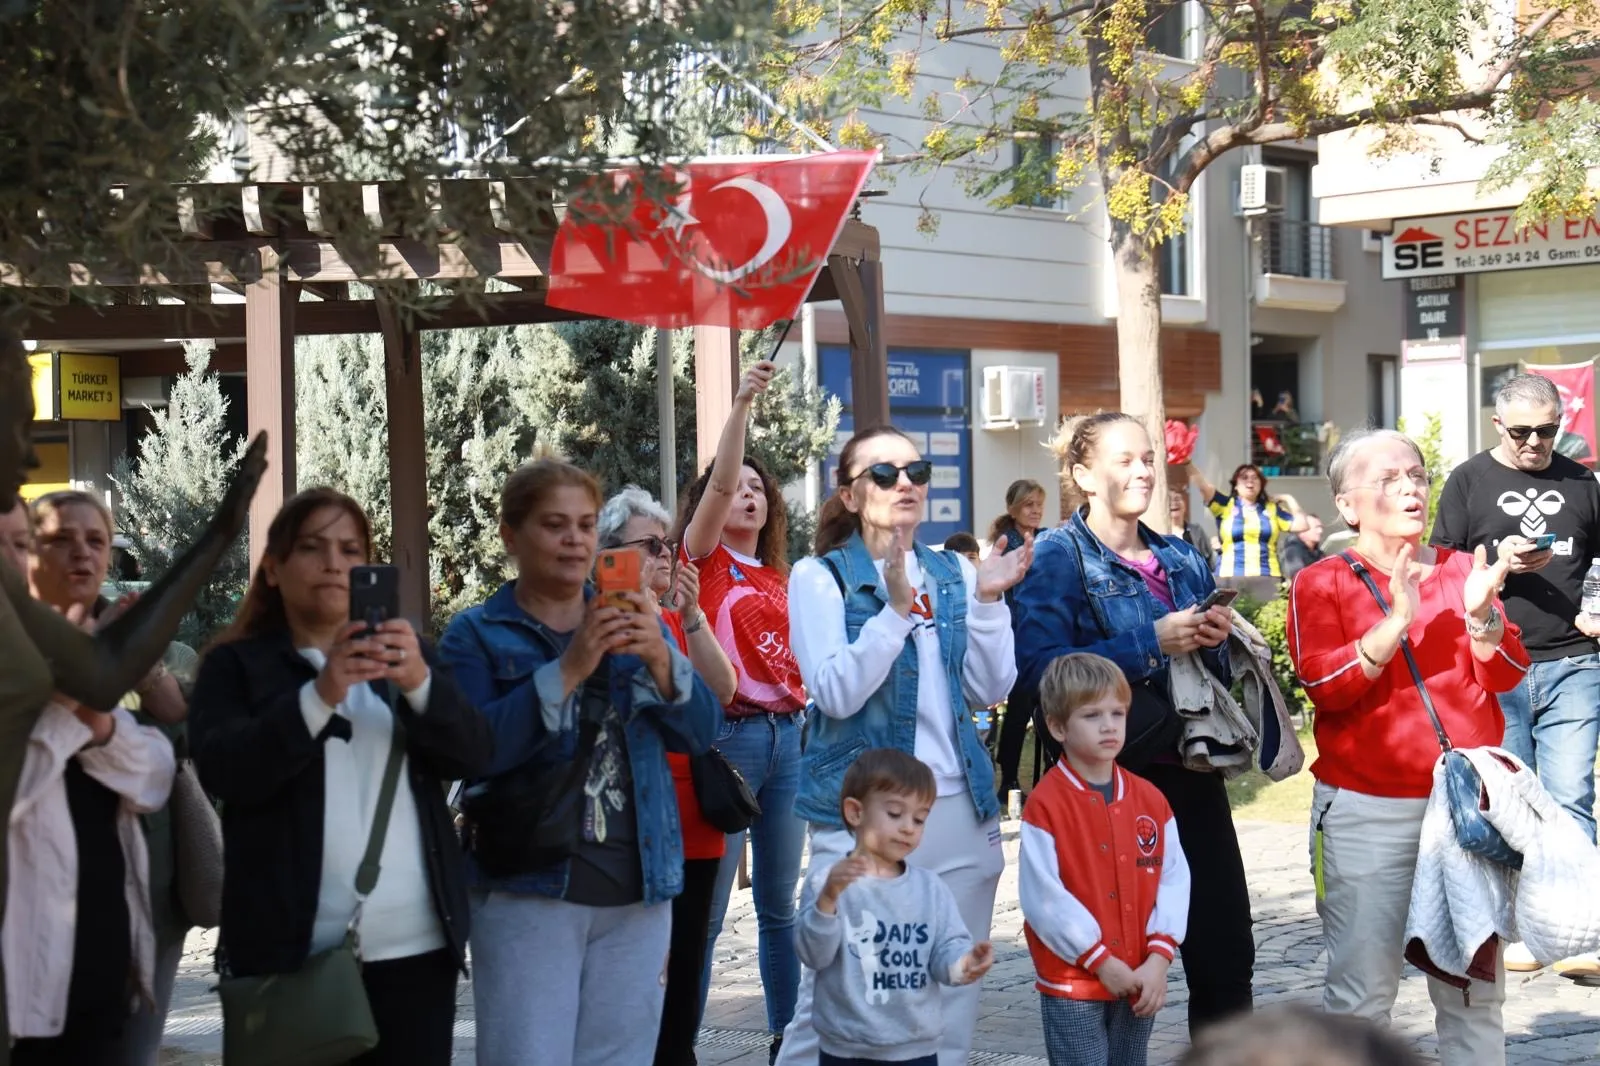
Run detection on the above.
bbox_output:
[1355,637,1382,669]
[1465,605,1502,639]
[683,614,706,635]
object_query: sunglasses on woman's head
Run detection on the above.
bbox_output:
[852,460,934,489]
[619,534,675,558]
[1503,423,1560,442]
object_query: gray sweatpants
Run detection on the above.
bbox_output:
[470,891,671,1066]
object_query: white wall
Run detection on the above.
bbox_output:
[968,350,1062,535]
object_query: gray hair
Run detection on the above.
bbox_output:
[1495,372,1561,418]
[1326,428,1426,495]
[597,485,672,548]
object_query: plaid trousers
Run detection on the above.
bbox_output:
[1038,993,1154,1066]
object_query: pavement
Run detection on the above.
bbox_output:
[157,820,1600,1065]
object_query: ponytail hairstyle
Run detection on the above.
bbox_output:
[673,454,790,574]
[813,425,918,556]
[987,478,1045,543]
[1046,412,1143,514]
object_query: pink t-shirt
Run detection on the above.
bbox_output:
[1120,551,1175,610]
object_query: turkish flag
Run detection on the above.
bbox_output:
[1526,360,1597,466]
[545,151,878,329]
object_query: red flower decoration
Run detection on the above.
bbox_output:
[1165,420,1199,465]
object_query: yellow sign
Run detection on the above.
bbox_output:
[20,442,70,501]
[29,352,56,421]
[56,353,121,421]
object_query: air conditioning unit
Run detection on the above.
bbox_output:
[1238,163,1286,215]
[982,366,1047,428]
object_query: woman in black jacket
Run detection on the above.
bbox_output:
[189,488,494,1066]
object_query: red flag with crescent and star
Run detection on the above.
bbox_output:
[1526,359,1598,466]
[545,151,879,329]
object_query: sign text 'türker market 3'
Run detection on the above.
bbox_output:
[1382,208,1600,279]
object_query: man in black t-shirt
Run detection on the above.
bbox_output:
[1432,375,1600,944]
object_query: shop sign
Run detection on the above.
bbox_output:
[20,442,70,501]
[31,353,122,422]
[1384,208,1600,279]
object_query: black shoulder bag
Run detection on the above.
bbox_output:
[1339,551,1523,870]
[1068,533,1185,772]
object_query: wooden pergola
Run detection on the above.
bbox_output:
[10,179,889,620]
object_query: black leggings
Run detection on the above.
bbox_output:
[995,684,1037,794]
[1139,762,1255,1035]
[351,947,459,1066]
[656,857,722,1066]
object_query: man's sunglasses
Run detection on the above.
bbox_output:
[619,535,676,558]
[1503,422,1560,443]
[852,460,934,489]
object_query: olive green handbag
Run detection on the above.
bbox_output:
[219,715,407,1066]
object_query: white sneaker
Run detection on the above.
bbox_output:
[1505,941,1544,972]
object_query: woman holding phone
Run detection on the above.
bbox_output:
[774,425,1031,1065]
[1012,413,1254,1036]
[189,488,494,1066]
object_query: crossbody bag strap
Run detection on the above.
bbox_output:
[355,684,409,901]
[1338,551,1453,752]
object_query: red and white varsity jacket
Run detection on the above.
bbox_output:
[1019,760,1190,1001]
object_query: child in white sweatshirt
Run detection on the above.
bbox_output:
[795,749,994,1066]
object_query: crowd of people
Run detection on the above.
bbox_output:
[0,367,1595,1066]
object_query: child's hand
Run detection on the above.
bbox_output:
[956,941,995,984]
[1130,956,1171,1017]
[1094,957,1142,1000]
[816,855,872,914]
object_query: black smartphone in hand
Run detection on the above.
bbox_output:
[1199,588,1240,613]
[349,565,401,637]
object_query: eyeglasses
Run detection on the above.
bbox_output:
[1503,423,1560,443]
[619,535,675,558]
[851,460,934,490]
[1353,470,1433,497]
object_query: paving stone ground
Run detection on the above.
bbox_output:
[158,820,1600,1065]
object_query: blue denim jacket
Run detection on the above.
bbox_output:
[796,533,1001,827]
[1012,510,1230,694]
[438,582,722,904]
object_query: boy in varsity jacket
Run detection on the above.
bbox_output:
[1019,653,1191,1065]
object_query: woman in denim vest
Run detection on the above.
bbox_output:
[1011,413,1254,1036]
[773,426,1032,1065]
[439,458,721,1066]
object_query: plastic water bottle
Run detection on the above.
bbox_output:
[1583,558,1600,617]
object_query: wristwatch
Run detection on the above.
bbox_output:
[1465,605,1502,638]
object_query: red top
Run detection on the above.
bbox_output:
[1285,548,1531,799]
[663,610,727,860]
[686,542,805,715]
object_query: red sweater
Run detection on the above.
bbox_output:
[664,611,727,861]
[1285,548,1530,798]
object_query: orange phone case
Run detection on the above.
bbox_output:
[595,548,643,610]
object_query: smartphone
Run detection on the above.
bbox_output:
[349,564,400,635]
[1531,533,1557,552]
[1199,588,1240,613]
[595,548,643,611]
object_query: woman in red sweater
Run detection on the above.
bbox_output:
[1286,429,1528,1066]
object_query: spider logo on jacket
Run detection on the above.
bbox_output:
[1135,815,1159,857]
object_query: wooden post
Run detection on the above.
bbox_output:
[244,246,296,569]
[694,326,739,473]
[828,255,889,429]
[376,295,430,627]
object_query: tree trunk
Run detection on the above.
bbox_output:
[1109,218,1171,532]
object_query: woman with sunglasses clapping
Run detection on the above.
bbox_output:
[771,426,1033,1066]
[675,360,808,1063]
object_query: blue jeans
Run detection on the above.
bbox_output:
[1039,994,1154,1066]
[698,712,806,1035]
[1498,653,1600,844]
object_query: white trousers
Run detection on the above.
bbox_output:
[1311,781,1505,1066]
[774,793,1004,1066]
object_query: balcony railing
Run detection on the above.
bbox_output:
[1250,420,1329,477]
[1261,217,1337,280]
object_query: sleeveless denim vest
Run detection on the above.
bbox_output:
[794,532,1001,828]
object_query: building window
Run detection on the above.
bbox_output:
[1155,156,1191,296]
[1146,0,1190,58]
[1369,354,1398,429]
[1012,135,1061,209]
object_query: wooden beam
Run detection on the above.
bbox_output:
[244,245,296,570]
[828,255,888,429]
[241,186,277,236]
[693,326,739,473]
[376,294,430,625]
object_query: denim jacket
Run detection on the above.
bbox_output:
[796,533,1001,827]
[1012,510,1230,695]
[438,582,722,904]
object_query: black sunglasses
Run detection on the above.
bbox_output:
[1503,423,1560,443]
[852,460,934,489]
[619,534,675,558]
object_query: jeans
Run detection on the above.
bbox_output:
[1310,782,1505,1066]
[1497,653,1600,843]
[1138,764,1254,1035]
[1038,994,1154,1066]
[699,712,806,1036]
[113,934,184,1066]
